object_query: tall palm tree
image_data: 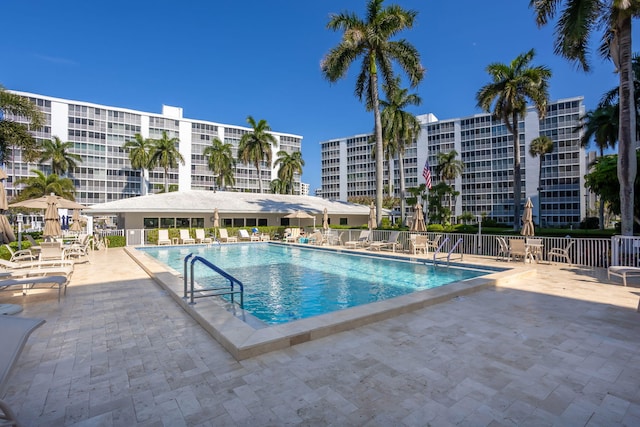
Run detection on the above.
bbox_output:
[14,169,76,201]
[0,85,44,166]
[203,137,236,191]
[237,116,277,193]
[321,0,424,226]
[476,49,551,229]
[530,0,639,236]
[123,133,153,195]
[270,178,287,194]
[148,131,185,193]
[274,150,304,194]
[380,77,422,226]
[528,135,554,227]
[39,136,82,176]
[436,150,464,220]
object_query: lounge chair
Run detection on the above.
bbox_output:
[218,228,237,243]
[410,235,429,254]
[39,241,65,262]
[238,229,260,242]
[0,276,69,302]
[0,258,74,277]
[285,228,300,243]
[426,234,443,252]
[344,230,370,249]
[369,231,400,252]
[608,266,640,287]
[0,316,45,427]
[509,239,530,262]
[195,229,212,244]
[496,236,510,261]
[157,229,171,245]
[4,244,37,262]
[63,237,91,261]
[179,229,195,245]
[548,239,574,264]
[25,235,42,253]
[308,231,325,245]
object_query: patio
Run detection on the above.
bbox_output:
[0,248,639,426]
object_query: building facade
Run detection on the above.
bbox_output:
[321,97,589,227]
[5,91,303,205]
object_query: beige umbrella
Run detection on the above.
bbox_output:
[9,193,85,210]
[0,173,16,244]
[521,198,535,236]
[322,208,329,231]
[213,208,220,228]
[69,209,83,232]
[284,210,314,227]
[410,203,426,232]
[43,195,62,238]
[368,203,376,230]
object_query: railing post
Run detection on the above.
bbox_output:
[183,253,194,299]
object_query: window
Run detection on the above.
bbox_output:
[161,218,175,228]
[340,218,348,225]
[176,218,190,228]
[144,218,159,229]
[191,218,204,228]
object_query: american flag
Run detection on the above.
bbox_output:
[422,159,432,189]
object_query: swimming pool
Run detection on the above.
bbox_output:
[139,243,494,325]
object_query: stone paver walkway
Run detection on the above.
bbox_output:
[1,248,639,426]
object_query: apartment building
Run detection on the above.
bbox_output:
[5,91,303,205]
[321,97,588,227]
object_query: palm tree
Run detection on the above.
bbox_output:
[436,150,464,221]
[0,85,44,166]
[237,116,278,193]
[203,137,235,191]
[148,131,185,193]
[321,0,424,227]
[39,136,82,176]
[530,1,639,236]
[123,133,153,195]
[476,49,551,230]
[274,150,304,194]
[14,169,76,201]
[270,178,287,194]
[528,135,554,227]
[380,77,422,226]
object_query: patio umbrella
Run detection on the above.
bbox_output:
[69,209,83,232]
[43,195,62,238]
[368,203,376,230]
[0,178,15,244]
[213,208,220,228]
[322,208,329,231]
[284,210,314,227]
[520,198,535,237]
[9,193,85,210]
[410,203,426,232]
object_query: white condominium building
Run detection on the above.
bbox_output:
[321,97,588,227]
[5,91,303,205]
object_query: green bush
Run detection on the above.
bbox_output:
[427,224,444,232]
[105,235,125,248]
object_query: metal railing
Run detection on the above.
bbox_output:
[183,253,244,307]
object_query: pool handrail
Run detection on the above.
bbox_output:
[183,254,244,307]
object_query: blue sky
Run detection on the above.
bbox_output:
[2,1,635,192]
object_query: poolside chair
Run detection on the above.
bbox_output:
[238,229,259,242]
[195,229,212,244]
[369,231,400,252]
[308,231,325,245]
[496,237,510,261]
[4,244,37,262]
[410,235,429,254]
[39,241,66,262]
[218,228,238,243]
[509,239,530,262]
[426,234,443,252]
[0,276,69,302]
[179,229,195,245]
[285,228,300,243]
[608,266,640,286]
[25,235,42,253]
[548,239,574,264]
[157,229,171,245]
[344,230,370,249]
[0,316,45,427]
[63,237,91,261]
[0,259,74,297]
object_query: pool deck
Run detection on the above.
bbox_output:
[1,246,639,425]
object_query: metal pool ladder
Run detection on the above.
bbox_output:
[433,237,464,266]
[183,253,244,307]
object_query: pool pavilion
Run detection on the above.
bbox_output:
[85,190,381,231]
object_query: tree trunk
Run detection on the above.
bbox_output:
[256,162,263,193]
[398,147,406,226]
[616,16,636,236]
[371,67,384,227]
[512,111,522,231]
[164,167,169,193]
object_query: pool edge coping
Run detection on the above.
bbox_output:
[125,245,535,360]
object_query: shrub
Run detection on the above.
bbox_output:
[427,224,444,232]
[579,217,599,229]
[105,235,125,247]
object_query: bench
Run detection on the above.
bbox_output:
[0,316,45,427]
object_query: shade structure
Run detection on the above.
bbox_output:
[9,194,85,210]
[69,209,83,232]
[322,208,329,231]
[284,210,314,227]
[213,208,220,228]
[520,198,535,236]
[43,195,62,238]
[410,203,426,232]
[368,203,376,230]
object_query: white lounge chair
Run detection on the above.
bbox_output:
[345,230,370,249]
[548,240,574,264]
[195,229,212,244]
[39,241,65,262]
[369,231,400,252]
[218,228,237,243]
[238,229,259,242]
[4,244,37,262]
[179,229,195,245]
[0,276,69,302]
[410,235,429,254]
[496,236,510,261]
[308,231,325,245]
[608,266,640,287]
[157,229,171,245]
[285,228,300,243]
[509,239,530,262]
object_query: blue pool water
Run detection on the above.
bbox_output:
[139,243,493,325]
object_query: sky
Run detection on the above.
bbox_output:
[2,1,636,193]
